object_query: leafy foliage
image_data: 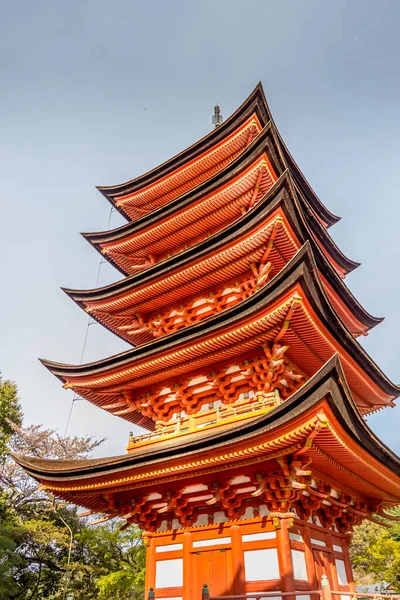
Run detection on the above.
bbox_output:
[0,525,21,599]
[350,510,400,591]
[0,376,22,461]
[0,375,145,599]
[3,373,400,597]
[96,570,144,600]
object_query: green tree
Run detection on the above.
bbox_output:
[0,374,145,599]
[0,376,22,461]
[73,522,145,600]
[96,571,143,600]
[350,511,400,591]
[0,524,21,599]
[0,377,23,599]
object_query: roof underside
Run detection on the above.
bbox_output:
[84,124,356,280]
[14,357,400,509]
[42,245,399,427]
[68,175,379,347]
[96,83,340,229]
[31,83,397,478]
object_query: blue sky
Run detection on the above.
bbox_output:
[1,0,399,457]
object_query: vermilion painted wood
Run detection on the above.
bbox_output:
[145,518,355,600]
[13,84,400,600]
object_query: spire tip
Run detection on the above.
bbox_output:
[212,103,223,129]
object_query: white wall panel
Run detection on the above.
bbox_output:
[242,532,276,542]
[156,543,183,553]
[155,558,183,588]
[335,559,348,585]
[291,550,308,581]
[244,548,279,581]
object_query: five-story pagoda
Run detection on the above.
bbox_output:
[14,84,400,600]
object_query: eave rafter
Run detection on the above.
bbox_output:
[103,114,262,221]
[85,123,285,274]
[69,176,380,346]
[43,247,399,427]
[96,85,269,220]
[87,119,353,280]
[98,156,277,275]
[13,359,400,532]
[59,297,299,428]
[86,215,290,345]
[97,83,340,230]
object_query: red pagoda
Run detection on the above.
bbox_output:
[14,84,400,600]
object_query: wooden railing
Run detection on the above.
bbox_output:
[128,391,280,450]
[146,576,400,600]
[201,577,400,600]
[203,590,321,600]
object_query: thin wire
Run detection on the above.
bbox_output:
[51,499,74,600]
[64,207,115,437]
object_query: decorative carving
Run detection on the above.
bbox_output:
[105,232,284,342]
[271,517,281,530]
[93,464,377,535]
[103,251,155,272]
[250,458,311,513]
[114,344,304,423]
[124,274,258,339]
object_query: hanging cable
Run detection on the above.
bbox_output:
[64,206,115,436]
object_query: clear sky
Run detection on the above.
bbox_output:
[1,0,399,458]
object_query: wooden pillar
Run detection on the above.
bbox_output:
[303,523,317,589]
[183,531,192,600]
[231,524,245,594]
[145,534,156,595]
[325,532,336,588]
[275,515,295,598]
[342,537,355,593]
[325,531,333,552]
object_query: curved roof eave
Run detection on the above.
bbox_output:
[96,83,270,216]
[287,178,360,274]
[256,83,341,228]
[65,171,380,332]
[84,106,343,272]
[82,122,284,247]
[13,356,400,483]
[95,83,340,230]
[42,242,400,400]
[81,138,356,278]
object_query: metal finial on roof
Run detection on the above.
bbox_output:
[212,103,223,128]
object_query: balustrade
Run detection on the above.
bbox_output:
[127,390,281,450]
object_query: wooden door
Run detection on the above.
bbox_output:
[193,548,235,598]
[313,549,334,587]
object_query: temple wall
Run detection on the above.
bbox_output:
[144,514,354,600]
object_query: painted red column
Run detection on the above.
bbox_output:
[145,534,156,595]
[342,536,355,593]
[231,524,245,594]
[183,531,192,600]
[325,532,336,589]
[275,515,295,599]
[303,523,317,589]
